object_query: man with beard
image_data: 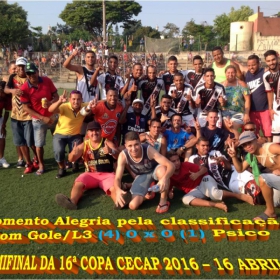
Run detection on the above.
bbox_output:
[211,46,244,83]
[245,54,271,142]
[138,65,165,116]
[83,89,123,144]
[263,50,280,143]
[63,50,99,102]
[90,55,124,100]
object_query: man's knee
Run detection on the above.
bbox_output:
[129,196,144,210]
[155,165,167,179]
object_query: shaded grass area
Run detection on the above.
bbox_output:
[0,89,279,279]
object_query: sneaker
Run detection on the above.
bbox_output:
[56,168,66,179]
[65,161,72,169]
[16,159,26,168]
[55,194,77,210]
[24,164,34,174]
[0,157,10,168]
[72,162,79,173]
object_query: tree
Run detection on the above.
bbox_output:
[133,26,161,51]
[162,23,180,38]
[213,6,254,45]
[182,19,217,51]
[0,2,29,47]
[59,0,142,38]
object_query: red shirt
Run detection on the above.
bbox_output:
[20,77,57,119]
[170,162,207,194]
[92,101,123,141]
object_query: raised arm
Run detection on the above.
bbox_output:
[63,49,83,75]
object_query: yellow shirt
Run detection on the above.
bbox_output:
[54,102,88,135]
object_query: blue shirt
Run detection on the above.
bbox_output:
[164,129,193,151]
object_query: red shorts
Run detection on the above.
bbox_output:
[249,110,272,137]
[75,172,115,195]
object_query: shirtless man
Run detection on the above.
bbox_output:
[211,46,244,83]
[228,130,280,220]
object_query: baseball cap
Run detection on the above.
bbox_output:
[25,62,38,73]
[132,99,144,105]
[87,121,101,131]
[238,131,257,146]
[16,57,27,66]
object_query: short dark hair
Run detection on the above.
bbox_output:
[171,113,182,122]
[244,121,256,126]
[133,62,142,68]
[166,150,179,160]
[173,72,184,79]
[197,137,209,144]
[125,131,140,142]
[85,50,96,56]
[108,55,118,62]
[264,50,277,59]
[225,65,236,73]
[212,46,223,53]
[168,55,177,63]
[161,94,172,101]
[207,108,219,115]
[150,118,161,126]
[106,88,118,95]
[193,55,203,63]
[247,54,260,63]
[204,67,215,75]
[9,61,16,68]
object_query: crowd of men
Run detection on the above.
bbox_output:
[1,45,280,220]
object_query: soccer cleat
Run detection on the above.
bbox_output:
[0,157,10,168]
[32,156,39,169]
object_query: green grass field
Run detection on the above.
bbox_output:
[0,89,279,279]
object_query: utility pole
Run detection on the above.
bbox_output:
[102,0,106,53]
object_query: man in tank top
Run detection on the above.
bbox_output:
[55,121,119,210]
[211,46,244,83]
[114,131,175,213]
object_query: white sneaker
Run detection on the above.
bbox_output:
[0,157,10,168]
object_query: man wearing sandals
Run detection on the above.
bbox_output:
[114,131,175,213]
[228,131,280,220]
[55,121,119,210]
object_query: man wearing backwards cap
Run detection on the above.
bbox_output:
[119,98,148,145]
[227,130,280,220]
[55,120,119,210]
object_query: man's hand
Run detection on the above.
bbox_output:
[115,188,128,208]
[150,94,156,108]
[189,171,200,181]
[270,109,278,121]
[272,169,280,176]
[218,96,226,107]
[59,90,68,103]
[145,133,156,146]
[40,116,53,125]
[88,95,98,110]
[195,95,201,106]
[160,114,170,123]
[227,141,237,158]
[103,140,111,155]
[13,89,23,96]
[157,177,169,193]
[130,82,137,92]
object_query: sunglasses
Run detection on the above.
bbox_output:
[26,72,37,76]
[241,140,254,148]
[244,128,255,131]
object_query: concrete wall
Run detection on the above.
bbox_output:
[253,33,280,52]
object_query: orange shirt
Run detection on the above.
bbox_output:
[92,101,123,141]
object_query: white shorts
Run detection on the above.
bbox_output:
[229,168,254,193]
[271,98,280,134]
[182,175,223,205]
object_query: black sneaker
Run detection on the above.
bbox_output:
[56,168,66,179]
[72,162,79,173]
[16,160,26,168]
[55,194,77,210]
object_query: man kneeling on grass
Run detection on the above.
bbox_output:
[114,131,175,213]
[166,151,254,212]
[55,121,119,210]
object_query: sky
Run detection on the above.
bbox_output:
[8,1,280,35]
